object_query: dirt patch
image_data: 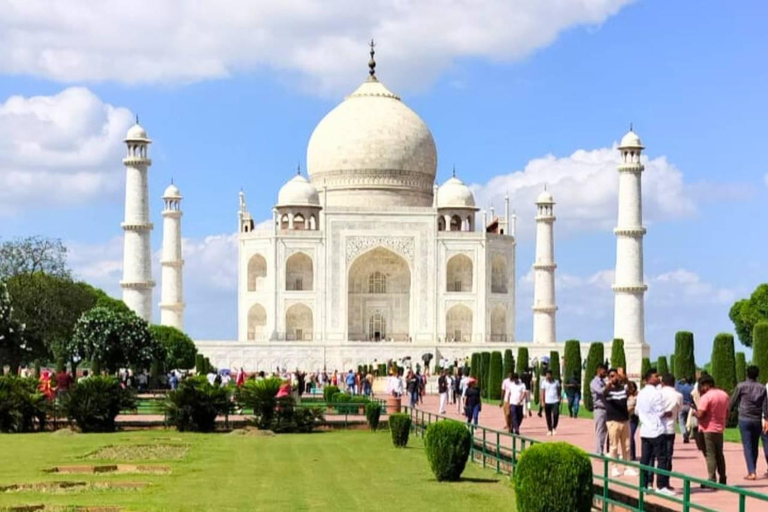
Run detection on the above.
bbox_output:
[227,427,275,437]
[1,506,121,511]
[51,428,78,437]
[83,444,187,461]
[0,481,147,494]
[45,465,170,475]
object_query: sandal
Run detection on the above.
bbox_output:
[745,474,757,481]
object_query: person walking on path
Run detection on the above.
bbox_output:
[604,368,638,478]
[464,378,482,426]
[675,376,694,443]
[729,365,768,480]
[501,372,513,432]
[660,373,684,485]
[437,370,449,414]
[627,381,639,461]
[692,374,729,487]
[541,369,561,436]
[406,371,419,408]
[591,363,608,454]
[636,367,675,496]
[508,373,527,435]
[565,371,581,418]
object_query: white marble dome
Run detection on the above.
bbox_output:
[277,174,320,207]
[536,190,554,204]
[306,78,437,208]
[125,122,149,141]
[619,130,643,149]
[437,176,476,209]
[163,183,181,198]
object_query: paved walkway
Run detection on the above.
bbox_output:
[413,395,768,512]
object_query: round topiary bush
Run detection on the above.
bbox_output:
[389,413,411,448]
[365,402,381,431]
[513,442,593,512]
[424,420,471,481]
[64,376,136,433]
[323,385,339,403]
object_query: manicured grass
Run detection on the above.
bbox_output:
[0,429,515,512]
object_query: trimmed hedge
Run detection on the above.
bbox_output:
[549,351,561,382]
[323,385,340,403]
[641,358,651,385]
[669,355,677,379]
[64,376,136,433]
[711,333,737,394]
[563,340,581,385]
[516,347,530,374]
[470,353,480,379]
[533,364,541,406]
[503,349,515,379]
[488,351,503,400]
[674,331,696,382]
[365,402,382,431]
[583,342,604,412]
[424,420,472,481]
[513,442,593,512]
[611,339,626,370]
[657,356,669,377]
[389,413,411,448]
[736,352,747,383]
[480,352,491,398]
[753,322,768,384]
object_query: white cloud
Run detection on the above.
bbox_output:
[0,0,634,93]
[0,87,133,214]
[473,147,695,239]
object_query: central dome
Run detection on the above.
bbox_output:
[306,78,437,208]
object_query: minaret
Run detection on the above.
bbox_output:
[613,127,648,347]
[120,118,155,322]
[160,182,185,330]
[532,189,557,344]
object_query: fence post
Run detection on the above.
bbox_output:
[482,428,487,468]
[683,479,690,512]
[602,459,609,512]
[496,431,500,474]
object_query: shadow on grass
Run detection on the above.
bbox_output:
[459,477,501,484]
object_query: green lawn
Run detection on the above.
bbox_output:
[0,429,515,512]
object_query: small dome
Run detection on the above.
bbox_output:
[437,176,476,209]
[163,183,181,199]
[536,190,554,204]
[277,174,320,207]
[619,129,643,149]
[125,122,150,142]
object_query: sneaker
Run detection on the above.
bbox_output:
[624,469,639,477]
[546,431,552,437]
[552,429,556,435]
[611,468,622,478]
[657,488,676,497]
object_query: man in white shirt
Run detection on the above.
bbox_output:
[501,373,514,432]
[660,373,683,484]
[540,370,562,436]
[508,373,527,435]
[636,367,675,496]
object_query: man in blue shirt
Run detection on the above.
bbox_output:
[345,369,356,395]
[675,377,694,443]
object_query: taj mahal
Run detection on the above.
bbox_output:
[118,45,651,376]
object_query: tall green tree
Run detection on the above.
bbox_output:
[641,357,651,385]
[610,339,626,370]
[674,331,696,382]
[710,333,737,395]
[0,236,69,279]
[753,322,768,384]
[563,340,582,384]
[550,351,561,382]
[0,281,29,371]
[516,347,530,374]
[669,355,676,378]
[657,356,669,377]
[488,352,503,400]
[503,349,514,378]
[583,342,604,412]
[469,353,480,379]
[150,325,198,370]
[735,352,747,383]
[480,352,491,398]
[729,284,768,348]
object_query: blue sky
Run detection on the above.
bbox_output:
[1,0,766,363]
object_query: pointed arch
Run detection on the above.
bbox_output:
[446,254,473,292]
[491,255,508,294]
[247,303,267,341]
[446,304,473,343]
[286,303,313,341]
[247,254,267,292]
[285,252,313,291]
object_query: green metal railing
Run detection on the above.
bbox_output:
[403,406,768,512]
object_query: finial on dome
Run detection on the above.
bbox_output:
[630,122,633,132]
[368,39,377,80]
[452,165,456,178]
[136,114,139,125]
[171,177,174,185]
[297,162,302,175]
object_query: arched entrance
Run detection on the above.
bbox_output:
[446,304,473,342]
[348,247,411,341]
[285,303,313,341]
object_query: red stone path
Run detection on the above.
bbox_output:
[412,394,768,512]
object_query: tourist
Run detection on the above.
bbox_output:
[675,376,694,443]
[636,367,674,496]
[627,381,639,461]
[458,371,469,413]
[692,374,729,486]
[78,370,90,383]
[501,372,514,431]
[604,368,637,477]
[55,368,73,400]
[365,371,374,397]
[521,368,533,417]
[168,371,179,391]
[729,365,768,480]
[508,373,527,435]
[465,378,481,426]
[406,371,419,408]
[206,371,217,386]
[437,370,448,414]
[236,367,245,387]
[418,371,426,404]
[591,363,608,454]
[447,372,455,404]
[345,369,355,395]
[540,369,561,436]
[660,373,683,484]
[137,370,148,391]
[565,371,581,418]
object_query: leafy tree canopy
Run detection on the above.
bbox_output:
[0,281,29,370]
[729,283,768,348]
[150,325,198,371]
[0,236,69,279]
